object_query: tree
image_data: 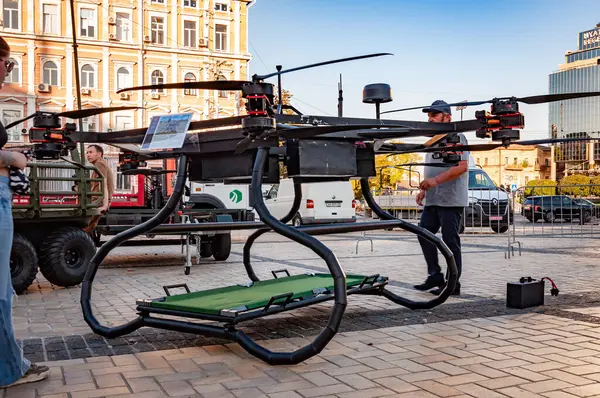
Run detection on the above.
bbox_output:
[273,88,295,115]
[524,179,557,197]
[352,150,422,199]
[591,175,600,196]
[558,174,591,196]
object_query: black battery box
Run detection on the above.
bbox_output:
[506,277,545,309]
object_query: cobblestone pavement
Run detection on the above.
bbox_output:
[5,228,600,396]
[6,313,600,397]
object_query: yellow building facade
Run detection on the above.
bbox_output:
[472,144,552,189]
[0,0,253,146]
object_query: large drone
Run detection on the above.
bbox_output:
[9,51,600,367]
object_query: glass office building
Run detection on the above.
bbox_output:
[549,24,600,169]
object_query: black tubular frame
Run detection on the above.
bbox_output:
[244,147,347,364]
[79,152,458,366]
[359,178,458,309]
[243,181,303,282]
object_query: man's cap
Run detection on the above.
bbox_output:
[422,100,451,115]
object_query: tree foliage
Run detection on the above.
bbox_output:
[558,174,591,196]
[524,179,556,197]
[352,150,422,199]
[273,88,295,115]
[591,175,600,196]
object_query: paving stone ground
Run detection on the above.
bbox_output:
[5,313,600,397]
[4,224,600,397]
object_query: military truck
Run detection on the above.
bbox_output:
[10,159,102,294]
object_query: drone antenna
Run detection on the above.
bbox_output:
[338,74,343,117]
[276,65,283,114]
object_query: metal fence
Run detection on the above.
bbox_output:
[364,185,600,241]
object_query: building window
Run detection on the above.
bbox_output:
[183,0,197,7]
[81,64,95,88]
[151,70,164,93]
[215,3,227,11]
[43,61,58,85]
[184,72,195,95]
[4,58,19,83]
[151,0,164,4]
[81,116,96,132]
[117,173,132,191]
[216,74,227,98]
[215,24,227,51]
[42,4,59,34]
[504,157,508,165]
[184,21,196,48]
[513,157,517,166]
[476,158,480,165]
[3,0,19,30]
[2,109,22,141]
[80,8,96,38]
[116,67,130,91]
[115,115,133,130]
[151,16,165,45]
[484,157,488,166]
[116,12,131,41]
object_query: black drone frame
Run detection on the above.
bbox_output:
[74,52,600,366]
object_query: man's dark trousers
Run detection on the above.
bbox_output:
[417,205,463,282]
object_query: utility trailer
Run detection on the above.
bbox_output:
[93,169,256,262]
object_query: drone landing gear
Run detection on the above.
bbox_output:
[80,146,457,366]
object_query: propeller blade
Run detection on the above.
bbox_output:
[5,113,37,130]
[516,92,600,105]
[116,80,250,94]
[253,53,393,81]
[100,116,246,138]
[58,107,143,119]
[380,100,491,115]
[276,124,413,140]
[394,137,599,154]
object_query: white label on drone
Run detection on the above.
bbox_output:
[141,113,193,150]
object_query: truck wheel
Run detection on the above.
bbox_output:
[10,234,38,295]
[581,211,592,225]
[491,225,509,233]
[211,233,231,261]
[39,227,96,287]
[200,241,213,258]
[292,214,302,227]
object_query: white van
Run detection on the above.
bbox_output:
[463,155,513,233]
[264,178,356,226]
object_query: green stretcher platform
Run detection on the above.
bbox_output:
[137,272,387,319]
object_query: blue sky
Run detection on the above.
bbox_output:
[247,0,600,142]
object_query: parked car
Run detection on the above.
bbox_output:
[522,195,593,224]
[573,198,600,218]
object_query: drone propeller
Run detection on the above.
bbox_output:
[103,115,246,138]
[5,106,143,130]
[391,137,599,154]
[116,53,392,94]
[233,123,423,154]
[253,53,393,80]
[380,91,600,115]
[115,81,250,94]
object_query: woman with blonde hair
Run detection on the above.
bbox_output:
[0,35,50,388]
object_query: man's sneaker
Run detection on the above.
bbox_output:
[413,273,445,291]
[2,364,50,388]
[430,282,461,296]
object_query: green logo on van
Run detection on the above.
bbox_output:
[229,189,242,203]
